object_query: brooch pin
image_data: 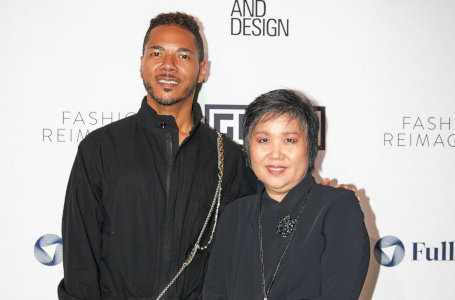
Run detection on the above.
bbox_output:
[275,215,297,237]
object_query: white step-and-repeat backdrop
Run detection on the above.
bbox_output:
[1,0,454,299]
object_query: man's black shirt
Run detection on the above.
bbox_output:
[58,98,254,299]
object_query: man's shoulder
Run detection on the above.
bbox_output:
[79,114,138,149]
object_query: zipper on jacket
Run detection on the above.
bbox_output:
[160,132,175,293]
[165,133,173,199]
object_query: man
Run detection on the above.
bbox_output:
[58,12,254,299]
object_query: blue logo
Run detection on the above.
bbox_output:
[34,234,63,266]
[374,235,405,267]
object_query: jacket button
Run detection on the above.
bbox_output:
[160,121,166,128]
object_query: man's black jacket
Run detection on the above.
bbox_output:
[58,98,255,299]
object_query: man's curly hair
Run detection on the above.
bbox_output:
[142,12,204,62]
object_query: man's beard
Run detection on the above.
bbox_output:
[143,76,198,106]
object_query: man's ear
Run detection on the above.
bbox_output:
[197,60,207,83]
[139,56,143,79]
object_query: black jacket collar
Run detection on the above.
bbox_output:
[137,96,201,134]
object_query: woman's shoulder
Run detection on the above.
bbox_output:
[311,183,360,212]
[306,184,366,238]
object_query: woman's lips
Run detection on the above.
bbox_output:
[266,165,286,175]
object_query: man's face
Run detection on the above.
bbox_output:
[140,25,206,106]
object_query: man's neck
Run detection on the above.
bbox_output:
[146,95,194,145]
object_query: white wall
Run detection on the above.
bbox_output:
[1,0,454,299]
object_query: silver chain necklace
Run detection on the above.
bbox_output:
[258,185,313,300]
[155,131,224,300]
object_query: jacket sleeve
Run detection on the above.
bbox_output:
[58,143,104,300]
[316,190,370,300]
[222,142,256,205]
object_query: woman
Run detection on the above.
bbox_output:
[203,89,370,299]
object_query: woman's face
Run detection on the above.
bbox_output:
[249,114,309,202]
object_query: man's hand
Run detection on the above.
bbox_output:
[321,178,360,202]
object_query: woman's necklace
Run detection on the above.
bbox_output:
[258,185,313,300]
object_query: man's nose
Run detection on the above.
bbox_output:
[162,54,176,71]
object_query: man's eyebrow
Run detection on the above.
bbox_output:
[177,47,193,53]
[148,45,165,50]
[147,46,193,53]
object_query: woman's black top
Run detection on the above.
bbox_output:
[203,172,370,300]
